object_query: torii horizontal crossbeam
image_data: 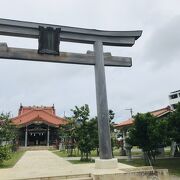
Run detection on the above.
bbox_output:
[0,43,132,67]
[0,18,142,46]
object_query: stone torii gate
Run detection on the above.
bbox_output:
[0,18,142,168]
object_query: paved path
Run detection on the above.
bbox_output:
[0,150,133,180]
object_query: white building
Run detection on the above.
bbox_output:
[169,90,180,110]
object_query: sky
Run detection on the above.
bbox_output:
[0,0,180,122]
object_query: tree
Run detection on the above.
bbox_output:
[0,114,17,147]
[71,104,95,160]
[0,113,17,164]
[0,145,11,164]
[0,113,17,144]
[58,118,77,156]
[127,113,168,165]
[88,117,99,156]
[168,103,180,156]
[168,103,180,143]
[108,110,116,156]
[58,105,116,159]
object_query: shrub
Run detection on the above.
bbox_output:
[0,145,11,164]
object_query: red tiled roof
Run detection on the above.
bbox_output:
[150,106,171,117]
[115,106,172,128]
[115,118,134,128]
[18,105,56,116]
[11,106,67,127]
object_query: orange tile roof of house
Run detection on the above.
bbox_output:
[115,118,134,128]
[150,106,171,117]
[18,105,56,116]
[11,105,67,127]
[115,106,172,128]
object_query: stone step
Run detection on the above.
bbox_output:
[67,177,92,180]
[18,146,56,151]
[19,173,92,180]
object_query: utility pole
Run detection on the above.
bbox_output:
[125,108,133,118]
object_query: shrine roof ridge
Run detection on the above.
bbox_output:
[21,105,54,109]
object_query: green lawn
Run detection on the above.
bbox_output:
[52,147,141,158]
[53,150,95,164]
[54,149,180,176]
[119,158,180,176]
[53,147,178,175]
[53,149,97,157]
[53,150,71,157]
[0,150,25,168]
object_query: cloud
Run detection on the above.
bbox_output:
[0,0,180,122]
[144,16,180,67]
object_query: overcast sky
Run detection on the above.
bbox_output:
[0,0,180,122]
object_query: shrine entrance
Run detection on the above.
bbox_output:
[27,124,48,146]
[19,121,50,147]
[18,122,59,147]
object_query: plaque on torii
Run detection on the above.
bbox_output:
[0,18,142,163]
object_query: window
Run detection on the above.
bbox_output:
[170,94,178,99]
[172,104,177,109]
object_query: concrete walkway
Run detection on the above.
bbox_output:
[0,150,133,180]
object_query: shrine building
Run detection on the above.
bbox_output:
[11,105,67,147]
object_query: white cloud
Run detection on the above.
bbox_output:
[0,0,180,122]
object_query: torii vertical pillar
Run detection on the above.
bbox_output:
[94,41,118,168]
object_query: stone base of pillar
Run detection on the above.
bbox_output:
[95,158,118,169]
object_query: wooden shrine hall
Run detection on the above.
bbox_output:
[11,105,67,147]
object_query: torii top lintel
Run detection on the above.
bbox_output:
[0,18,142,47]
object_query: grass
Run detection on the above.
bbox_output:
[48,146,59,151]
[53,150,95,164]
[53,150,71,157]
[0,150,25,168]
[52,147,142,158]
[119,158,180,176]
[53,147,179,175]
[53,149,97,158]
[113,148,142,156]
